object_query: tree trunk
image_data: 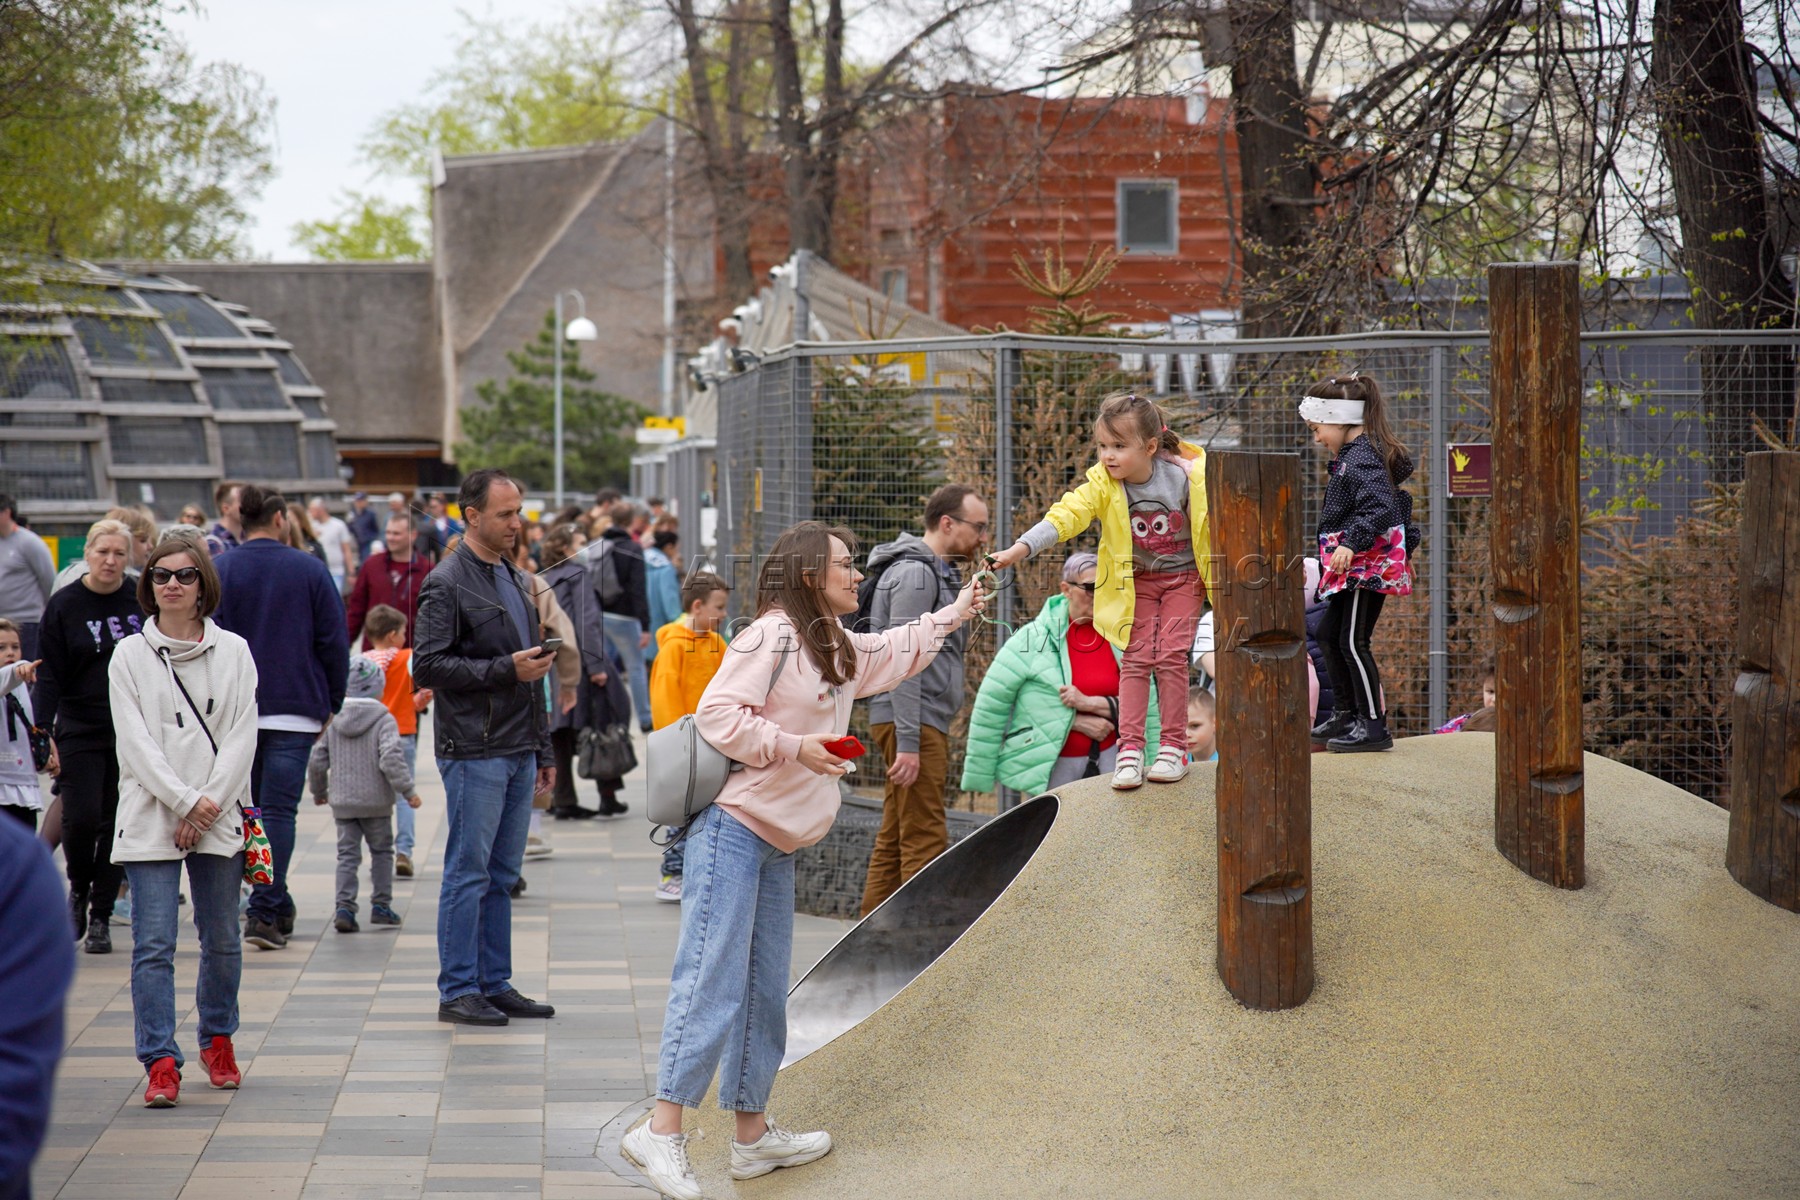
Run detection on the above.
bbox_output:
[674,0,755,302]
[1227,0,1319,340]
[768,0,829,257]
[1651,0,1799,477]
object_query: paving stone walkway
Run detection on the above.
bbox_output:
[38,725,851,1199]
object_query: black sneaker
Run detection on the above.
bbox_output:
[70,887,89,940]
[438,994,509,1026]
[509,877,527,899]
[333,908,359,933]
[245,918,287,950]
[84,916,112,954]
[1328,716,1394,753]
[597,796,630,818]
[484,986,555,1018]
[550,806,599,820]
[277,909,296,936]
[1310,708,1355,745]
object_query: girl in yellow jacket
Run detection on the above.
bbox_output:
[989,392,1211,790]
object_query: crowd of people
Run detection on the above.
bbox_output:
[0,372,1503,1198]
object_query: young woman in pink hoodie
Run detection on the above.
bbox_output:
[623,521,987,1198]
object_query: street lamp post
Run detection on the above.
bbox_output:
[552,290,598,509]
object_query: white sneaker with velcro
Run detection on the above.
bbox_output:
[1111,747,1145,790]
[1147,747,1191,784]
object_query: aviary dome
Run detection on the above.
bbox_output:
[0,258,345,540]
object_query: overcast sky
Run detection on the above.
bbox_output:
[169,0,576,260]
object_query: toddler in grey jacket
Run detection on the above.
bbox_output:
[309,656,419,932]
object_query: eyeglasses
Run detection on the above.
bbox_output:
[150,566,201,586]
[947,515,989,535]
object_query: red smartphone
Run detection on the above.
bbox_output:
[822,734,866,759]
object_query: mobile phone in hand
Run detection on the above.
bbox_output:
[537,636,564,657]
[822,734,866,759]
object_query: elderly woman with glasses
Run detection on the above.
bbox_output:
[108,539,259,1108]
[960,551,1159,795]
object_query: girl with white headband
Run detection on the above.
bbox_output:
[1299,373,1419,752]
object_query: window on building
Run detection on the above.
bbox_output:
[1118,180,1179,255]
[881,268,909,303]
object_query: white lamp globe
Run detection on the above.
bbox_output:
[565,316,598,342]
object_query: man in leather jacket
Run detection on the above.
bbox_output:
[412,469,558,1027]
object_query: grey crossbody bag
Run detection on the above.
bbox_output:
[645,645,790,829]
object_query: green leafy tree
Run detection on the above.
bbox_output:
[0,1,274,259]
[455,311,645,494]
[292,193,427,261]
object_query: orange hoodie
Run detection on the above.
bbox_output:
[650,618,728,730]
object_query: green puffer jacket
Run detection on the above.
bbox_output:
[959,593,1159,796]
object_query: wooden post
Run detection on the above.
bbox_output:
[1488,261,1585,889]
[1725,451,1800,910]
[1208,451,1314,1010]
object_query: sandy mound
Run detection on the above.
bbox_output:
[675,734,1800,1198]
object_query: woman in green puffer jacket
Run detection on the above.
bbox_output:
[961,553,1159,797]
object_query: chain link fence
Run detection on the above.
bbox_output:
[713,329,1798,810]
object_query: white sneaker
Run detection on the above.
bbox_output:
[729,1119,832,1180]
[655,874,683,903]
[1147,747,1190,784]
[621,1121,702,1200]
[1112,747,1145,790]
[524,835,553,860]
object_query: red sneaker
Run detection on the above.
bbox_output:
[200,1036,241,1089]
[144,1057,181,1108]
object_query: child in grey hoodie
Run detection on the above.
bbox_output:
[309,656,419,932]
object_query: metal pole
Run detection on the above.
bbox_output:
[1427,344,1448,730]
[661,29,678,419]
[554,292,565,509]
[994,342,1017,812]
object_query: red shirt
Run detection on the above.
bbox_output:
[1061,621,1119,756]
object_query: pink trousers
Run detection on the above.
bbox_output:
[1119,570,1204,753]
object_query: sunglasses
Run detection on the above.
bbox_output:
[1071,581,1096,593]
[150,566,202,586]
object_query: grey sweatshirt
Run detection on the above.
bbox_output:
[306,698,415,818]
[0,527,54,624]
[863,533,967,752]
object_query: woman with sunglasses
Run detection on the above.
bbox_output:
[108,539,259,1108]
[32,519,144,953]
[960,551,1156,796]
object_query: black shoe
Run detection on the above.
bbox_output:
[438,994,509,1026]
[70,888,89,940]
[484,986,555,1018]
[551,805,599,821]
[597,796,629,818]
[84,916,112,954]
[334,908,359,933]
[277,909,296,936]
[1310,708,1355,745]
[244,918,287,950]
[509,877,527,899]
[1328,716,1394,753]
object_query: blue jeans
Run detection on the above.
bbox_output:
[602,612,653,728]
[394,734,418,856]
[436,753,535,1003]
[246,728,316,924]
[125,853,243,1068]
[656,804,795,1112]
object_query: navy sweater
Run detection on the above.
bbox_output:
[214,538,349,724]
[0,817,73,1199]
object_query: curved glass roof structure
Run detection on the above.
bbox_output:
[1,259,345,539]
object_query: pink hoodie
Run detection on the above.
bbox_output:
[694,603,968,852]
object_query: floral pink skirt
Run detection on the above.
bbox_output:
[1319,526,1413,597]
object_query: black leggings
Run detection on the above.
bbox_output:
[549,727,618,808]
[1316,588,1387,721]
[59,745,123,920]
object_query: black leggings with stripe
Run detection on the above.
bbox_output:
[1317,588,1387,720]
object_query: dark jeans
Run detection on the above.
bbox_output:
[60,745,122,921]
[246,729,317,925]
[1317,587,1388,720]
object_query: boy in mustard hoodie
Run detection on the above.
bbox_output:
[648,571,730,902]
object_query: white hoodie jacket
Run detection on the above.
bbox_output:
[109,616,260,862]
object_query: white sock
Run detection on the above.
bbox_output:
[529,811,543,837]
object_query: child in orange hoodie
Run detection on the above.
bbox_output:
[361,605,431,877]
[648,572,730,902]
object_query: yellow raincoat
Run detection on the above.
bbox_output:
[1032,441,1212,649]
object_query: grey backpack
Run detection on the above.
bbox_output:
[645,645,791,828]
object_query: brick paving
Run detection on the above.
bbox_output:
[37,724,851,1199]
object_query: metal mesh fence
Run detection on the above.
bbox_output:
[715,330,1798,809]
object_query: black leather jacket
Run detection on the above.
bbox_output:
[412,543,551,766]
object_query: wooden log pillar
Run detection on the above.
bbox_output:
[1725,451,1800,910]
[1488,261,1585,889]
[1208,451,1314,1010]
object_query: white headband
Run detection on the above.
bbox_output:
[1298,395,1365,425]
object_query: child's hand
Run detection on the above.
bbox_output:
[412,688,432,712]
[987,543,1028,571]
[314,794,329,806]
[406,795,422,809]
[12,659,39,684]
[1329,545,1354,573]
